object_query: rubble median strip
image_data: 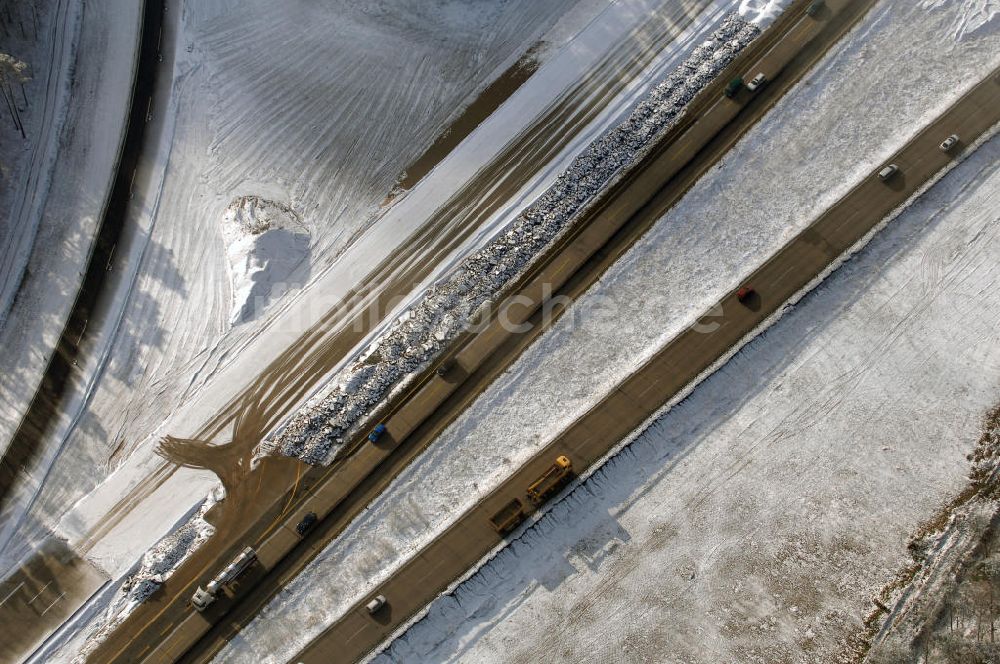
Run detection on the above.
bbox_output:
[72,494,218,664]
[263,14,762,466]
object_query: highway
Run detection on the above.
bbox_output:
[293,66,1000,664]
[84,1,892,662]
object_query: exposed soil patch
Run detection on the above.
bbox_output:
[853,403,1000,663]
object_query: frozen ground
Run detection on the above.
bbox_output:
[31,0,756,660]
[384,133,1000,664]
[0,0,589,567]
[213,1,1000,661]
[0,0,141,456]
[0,0,61,316]
[860,405,1000,662]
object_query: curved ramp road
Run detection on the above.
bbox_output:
[0,0,165,660]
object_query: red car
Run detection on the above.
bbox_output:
[737,286,755,304]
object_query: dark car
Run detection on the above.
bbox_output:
[296,511,318,536]
[737,286,755,304]
[724,77,744,99]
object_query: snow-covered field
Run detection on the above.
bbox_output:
[0,0,592,568]
[210,1,1000,661]
[46,0,737,587]
[0,0,64,315]
[384,132,1000,663]
[0,0,141,458]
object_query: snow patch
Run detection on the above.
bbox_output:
[920,0,1000,41]
[737,0,793,27]
[72,493,218,664]
[220,195,310,325]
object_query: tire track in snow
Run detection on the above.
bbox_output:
[78,0,719,554]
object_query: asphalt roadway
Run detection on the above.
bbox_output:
[87,1,899,662]
[293,69,1000,664]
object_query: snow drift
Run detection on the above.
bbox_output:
[220,196,310,325]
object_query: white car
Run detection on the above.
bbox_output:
[940,134,959,151]
[877,164,899,181]
[366,594,387,614]
[746,72,767,91]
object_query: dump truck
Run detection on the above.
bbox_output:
[489,498,526,534]
[526,456,573,505]
[191,546,257,612]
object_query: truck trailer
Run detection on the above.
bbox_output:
[191,546,257,612]
[489,498,526,534]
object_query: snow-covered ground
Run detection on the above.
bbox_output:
[0,0,64,315]
[0,0,141,457]
[211,1,1000,661]
[220,196,310,325]
[739,0,794,27]
[44,0,736,583]
[0,0,592,568]
[383,133,1000,663]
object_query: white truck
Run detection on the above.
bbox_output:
[191,546,257,612]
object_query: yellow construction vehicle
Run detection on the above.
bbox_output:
[526,455,572,505]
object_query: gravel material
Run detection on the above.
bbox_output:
[264,14,761,465]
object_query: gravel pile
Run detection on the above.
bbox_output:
[265,15,761,465]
